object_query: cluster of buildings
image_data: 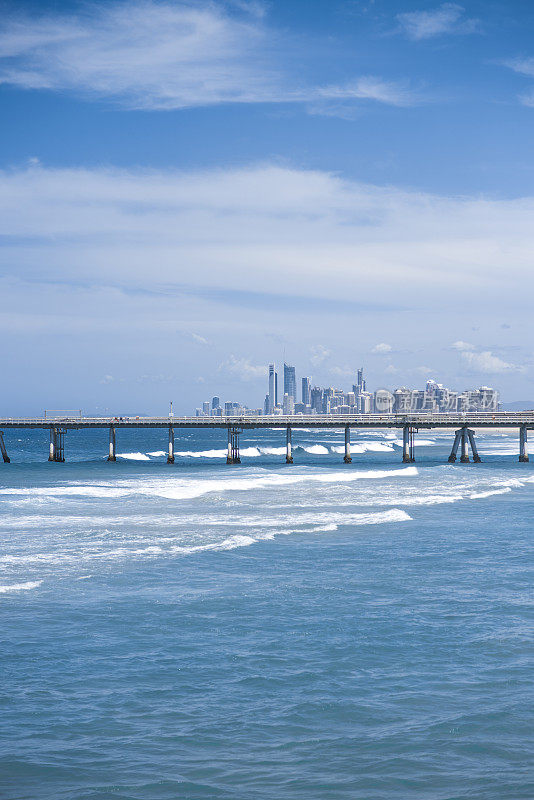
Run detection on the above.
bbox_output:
[195,364,500,417]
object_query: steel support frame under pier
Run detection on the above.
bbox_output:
[0,431,10,463]
[402,425,415,463]
[448,427,480,463]
[227,427,241,464]
[48,427,65,462]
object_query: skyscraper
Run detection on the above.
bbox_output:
[268,364,276,413]
[302,376,311,405]
[284,363,297,401]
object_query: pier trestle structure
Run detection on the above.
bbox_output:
[167,426,175,464]
[48,427,65,462]
[344,425,352,463]
[519,425,529,462]
[402,425,415,463]
[0,431,10,463]
[227,427,242,464]
[286,426,293,464]
[448,427,480,463]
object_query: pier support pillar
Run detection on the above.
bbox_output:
[107,426,116,462]
[467,429,481,463]
[460,427,470,463]
[402,425,415,463]
[286,426,293,464]
[519,425,529,462]
[48,428,56,462]
[48,428,65,462]
[0,432,10,463]
[167,426,175,464]
[344,425,352,463]
[448,429,461,463]
[450,428,480,464]
[227,427,241,464]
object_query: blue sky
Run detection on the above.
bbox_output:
[1,0,534,413]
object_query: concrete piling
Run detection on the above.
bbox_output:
[344,425,352,463]
[107,426,116,462]
[286,426,293,464]
[167,426,175,464]
[519,425,529,462]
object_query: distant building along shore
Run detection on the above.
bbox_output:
[195,364,499,417]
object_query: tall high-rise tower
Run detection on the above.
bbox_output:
[268,364,277,413]
[302,376,311,406]
[284,363,297,401]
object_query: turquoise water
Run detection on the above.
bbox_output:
[1,427,533,799]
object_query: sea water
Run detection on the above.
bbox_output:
[0,427,532,799]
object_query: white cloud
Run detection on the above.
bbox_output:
[460,350,526,374]
[397,3,477,41]
[1,162,534,315]
[190,333,209,345]
[219,354,266,380]
[504,57,534,78]
[451,340,475,351]
[518,90,534,108]
[310,345,331,366]
[330,365,354,377]
[371,342,392,354]
[0,1,417,110]
[384,364,399,374]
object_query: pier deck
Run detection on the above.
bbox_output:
[0,414,532,463]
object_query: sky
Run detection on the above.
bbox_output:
[1,0,534,414]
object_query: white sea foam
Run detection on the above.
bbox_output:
[303,445,329,455]
[259,447,287,455]
[117,452,151,461]
[0,580,42,594]
[469,488,513,499]
[143,466,419,501]
[147,451,166,457]
[174,448,227,458]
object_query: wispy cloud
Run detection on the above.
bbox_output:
[451,340,475,351]
[0,1,418,111]
[219,355,266,380]
[310,345,331,366]
[504,57,534,78]
[397,3,478,41]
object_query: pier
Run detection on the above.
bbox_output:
[0,413,532,464]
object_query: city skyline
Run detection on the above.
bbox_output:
[195,362,502,416]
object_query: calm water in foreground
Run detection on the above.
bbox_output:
[0,427,532,800]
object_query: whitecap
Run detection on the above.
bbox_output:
[0,580,42,594]
[469,488,513,499]
[117,452,151,461]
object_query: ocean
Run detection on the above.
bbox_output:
[0,426,532,800]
